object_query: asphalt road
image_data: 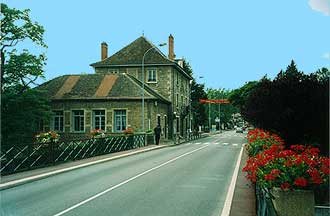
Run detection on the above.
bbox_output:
[0,131,246,216]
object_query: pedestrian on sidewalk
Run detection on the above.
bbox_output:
[154,125,161,145]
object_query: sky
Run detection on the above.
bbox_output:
[2,0,330,90]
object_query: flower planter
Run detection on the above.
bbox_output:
[271,187,315,216]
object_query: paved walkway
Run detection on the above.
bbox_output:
[229,148,256,216]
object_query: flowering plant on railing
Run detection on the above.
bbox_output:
[90,129,105,138]
[123,126,134,135]
[35,131,60,143]
[243,140,330,190]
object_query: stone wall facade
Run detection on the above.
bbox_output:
[94,64,190,139]
[49,99,170,140]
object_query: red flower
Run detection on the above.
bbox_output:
[321,166,330,175]
[294,177,308,187]
[265,174,276,181]
[284,160,293,167]
[278,150,295,158]
[294,156,303,165]
[280,182,290,190]
[291,145,306,152]
[308,168,322,184]
[270,169,281,176]
[309,147,320,156]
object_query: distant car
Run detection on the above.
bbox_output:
[236,127,243,133]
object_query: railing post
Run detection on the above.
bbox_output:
[51,141,55,165]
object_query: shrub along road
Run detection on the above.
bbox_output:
[0,131,246,216]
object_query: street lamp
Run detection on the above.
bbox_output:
[141,42,167,132]
[189,79,193,139]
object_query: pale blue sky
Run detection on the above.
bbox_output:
[3,0,330,89]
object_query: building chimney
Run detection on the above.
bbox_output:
[168,34,175,60]
[101,42,108,60]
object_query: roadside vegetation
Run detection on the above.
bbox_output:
[229,61,329,156]
[1,3,50,145]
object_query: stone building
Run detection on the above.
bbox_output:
[39,35,192,141]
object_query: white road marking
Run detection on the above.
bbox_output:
[232,144,238,146]
[53,145,209,216]
[195,142,201,145]
[222,143,229,145]
[220,145,244,216]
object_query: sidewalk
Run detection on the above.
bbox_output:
[229,149,256,216]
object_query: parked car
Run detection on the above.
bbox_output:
[236,127,243,133]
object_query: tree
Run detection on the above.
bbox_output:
[191,81,208,130]
[228,81,258,108]
[1,3,47,92]
[1,3,50,145]
[182,59,208,131]
[241,60,329,155]
[206,88,239,129]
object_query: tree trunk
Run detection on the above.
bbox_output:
[1,50,4,94]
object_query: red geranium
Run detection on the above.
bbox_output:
[243,128,330,190]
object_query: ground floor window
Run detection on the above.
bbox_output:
[114,110,126,132]
[93,110,105,130]
[52,110,64,132]
[72,110,84,132]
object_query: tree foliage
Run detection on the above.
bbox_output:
[1,3,50,145]
[241,60,329,155]
[206,88,239,129]
[182,59,208,130]
[228,81,258,108]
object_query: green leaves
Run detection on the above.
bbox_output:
[0,3,46,50]
[3,50,46,91]
[1,3,50,145]
[240,61,329,155]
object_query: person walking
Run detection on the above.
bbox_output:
[154,125,161,145]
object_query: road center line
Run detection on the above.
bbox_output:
[53,145,209,216]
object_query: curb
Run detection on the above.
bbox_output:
[0,145,168,191]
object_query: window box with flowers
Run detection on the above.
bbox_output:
[35,131,60,144]
[89,129,105,139]
[243,129,330,216]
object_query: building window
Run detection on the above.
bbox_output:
[108,69,119,74]
[114,110,126,132]
[93,110,105,130]
[52,110,64,132]
[176,93,179,107]
[72,110,84,132]
[147,69,157,82]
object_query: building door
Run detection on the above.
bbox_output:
[164,115,167,139]
[157,115,161,126]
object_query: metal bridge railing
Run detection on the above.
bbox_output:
[255,184,277,216]
[0,134,145,176]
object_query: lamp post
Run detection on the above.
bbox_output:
[189,79,193,140]
[141,42,167,132]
